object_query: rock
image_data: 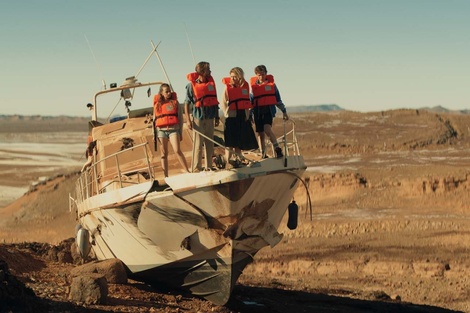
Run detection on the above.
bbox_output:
[391,294,402,301]
[0,260,39,311]
[68,273,108,305]
[367,290,391,301]
[70,241,83,264]
[57,250,73,264]
[70,258,128,284]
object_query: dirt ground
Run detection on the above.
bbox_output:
[1,109,469,312]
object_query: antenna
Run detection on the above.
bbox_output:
[84,34,106,90]
[151,40,173,92]
[135,41,161,79]
[184,23,196,65]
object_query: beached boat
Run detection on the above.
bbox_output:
[70,49,308,305]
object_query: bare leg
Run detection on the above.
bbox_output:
[264,124,283,158]
[225,147,233,163]
[169,134,190,173]
[263,124,278,146]
[234,147,242,159]
[258,131,266,157]
[158,137,169,177]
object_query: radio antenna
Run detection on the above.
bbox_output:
[135,41,161,78]
[184,23,196,65]
[84,34,106,90]
[151,40,173,92]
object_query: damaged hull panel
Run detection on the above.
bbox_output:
[71,66,307,305]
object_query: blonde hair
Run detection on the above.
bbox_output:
[230,67,246,86]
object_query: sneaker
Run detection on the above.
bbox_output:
[213,154,226,169]
[229,159,241,168]
[275,147,283,158]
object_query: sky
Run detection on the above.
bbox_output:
[1,0,469,116]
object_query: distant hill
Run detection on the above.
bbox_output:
[287,104,344,113]
[419,106,470,114]
[1,104,469,132]
[285,105,470,114]
[0,115,89,132]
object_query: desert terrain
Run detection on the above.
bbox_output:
[1,109,469,312]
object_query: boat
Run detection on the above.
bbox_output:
[70,46,308,305]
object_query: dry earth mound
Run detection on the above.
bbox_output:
[1,109,470,312]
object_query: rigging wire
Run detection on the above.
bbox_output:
[84,34,106,90]
[184,23,196,65]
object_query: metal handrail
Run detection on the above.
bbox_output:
[190,127,258,165]
[189,117,300,167]
[77,142,154,199]
[75,118,301,201]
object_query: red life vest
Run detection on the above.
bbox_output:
[154,92,179,127]
[187,72,219,107]
[221,77,252,110]
[250,74,277,107]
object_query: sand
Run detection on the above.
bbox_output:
[1,110,470,312]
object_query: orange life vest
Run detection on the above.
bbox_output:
[154,92,179,127]
[250,74,277,107]
[221,77,252,110]
[187,72,219,107]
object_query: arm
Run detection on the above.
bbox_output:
[177,101,184,140]
[184,102,192,130]
[80,155,93,173]
[184,83,194,129]
[221,87,229,117]
[274,85,288,120]
[153,103,158,150]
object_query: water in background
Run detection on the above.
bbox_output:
[0,132,87,207]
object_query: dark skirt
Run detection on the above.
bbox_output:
[224,110,258,151]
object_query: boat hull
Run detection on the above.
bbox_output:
[76,156,306,304]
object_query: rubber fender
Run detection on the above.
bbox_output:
[76,228,91,259]
[287,200,298,230]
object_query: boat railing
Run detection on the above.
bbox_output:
[189,128,259,167]
[190,118,300,166]
[276,119,300,156]
[75,142,154,202]
[74,117,301,203]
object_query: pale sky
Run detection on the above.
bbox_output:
[1,0,469,116]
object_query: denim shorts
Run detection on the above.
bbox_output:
[157,128,180,139]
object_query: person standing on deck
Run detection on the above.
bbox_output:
[154,83,190,177]
[184,61,220,172]
[221,67,258,168]
[250,65,288,159]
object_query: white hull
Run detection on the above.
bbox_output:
[76,156,305,304]
[71,71,307,304]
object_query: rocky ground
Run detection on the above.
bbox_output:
[1,109,470,312]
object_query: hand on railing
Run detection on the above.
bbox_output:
[186,119,193,130]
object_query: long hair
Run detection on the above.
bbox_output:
[156,83,171,112]
[230,67,246,87]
